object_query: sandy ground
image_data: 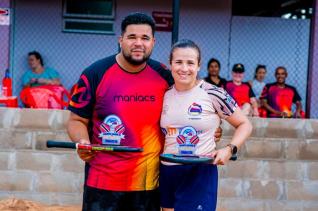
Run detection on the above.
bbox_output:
[0,198,81,211]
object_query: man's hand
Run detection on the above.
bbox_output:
[77,139,96,162]
[280,111,289,118]
[214,127,223,142]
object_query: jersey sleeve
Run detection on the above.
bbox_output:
[247,83,256,98]
[68,69,96,119]
[208,87,238,119]
[260,84,269,100]
[148,59,174,86]
[292,86,302,103]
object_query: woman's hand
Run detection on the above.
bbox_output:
[211,146,232,165]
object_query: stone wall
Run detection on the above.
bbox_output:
[0,108,317,210]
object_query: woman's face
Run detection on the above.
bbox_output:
[28,55,41,70]
[170,47,200,90]
[232,72,244,83]
[255,68,266,81]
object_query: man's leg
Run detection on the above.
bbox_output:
[82,185,124,211]
[117,189,160,211]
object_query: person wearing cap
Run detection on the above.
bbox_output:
[225,63,259,116]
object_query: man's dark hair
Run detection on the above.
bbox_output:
[121,12,155,36]
[28,51,44,66]
[207,58,221,70]
[254,64,267,79]
[275,66,287,75]
[169,39,201,65]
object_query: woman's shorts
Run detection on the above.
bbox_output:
[159,163,218,211]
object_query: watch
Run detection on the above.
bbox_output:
[227,144,238,155]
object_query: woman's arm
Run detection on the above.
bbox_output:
[212,108,252,165]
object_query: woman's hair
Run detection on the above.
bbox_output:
[169,39,201,65]
[254,64,266,79]
[28,51,44,66]
[207,58,220,70]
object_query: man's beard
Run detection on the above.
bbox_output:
[122,50,151,66]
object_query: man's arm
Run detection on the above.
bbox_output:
[295,101,302,118]
[67,112,95,162]
[67,112,90,142]
[261,99,286,117]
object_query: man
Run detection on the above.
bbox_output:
[22,51,61,88]
[260,66,303,118]
[67,13,222,211]
[225,63,259,116]
[204,58,227,88]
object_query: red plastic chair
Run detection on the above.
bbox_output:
[20,85,70,109]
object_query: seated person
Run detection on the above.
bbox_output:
[204,58,227,88]
[249,65,268,117]
[248,65,267,100]
[260,66,303,118]
[22,51,61,88]
[225,63,259,116]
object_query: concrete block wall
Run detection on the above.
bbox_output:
[0,108,83,205]
[217,118,318,211]
[0,108,317,210]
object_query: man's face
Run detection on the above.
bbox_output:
[28,55,41,70]
[275,68,287,84]
[208,62,220,77]
[119,24,155,65]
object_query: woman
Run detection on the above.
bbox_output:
[22,51,61,88]
[249,65,267,117]
[249,65,267,99]
[160,40,252,211]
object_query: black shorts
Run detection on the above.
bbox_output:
[82,185,160,211]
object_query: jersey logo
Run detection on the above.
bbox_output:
[99,115,125,145]
[188,103,202,116]
[69,75,92,108]
[176,126,199,155]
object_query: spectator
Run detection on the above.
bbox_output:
[225,63,259,116]
[22,51,61,88]
[249,65,267,117]
[260,66,303,118]
[248,65,267,100]
[204,58,226,88]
